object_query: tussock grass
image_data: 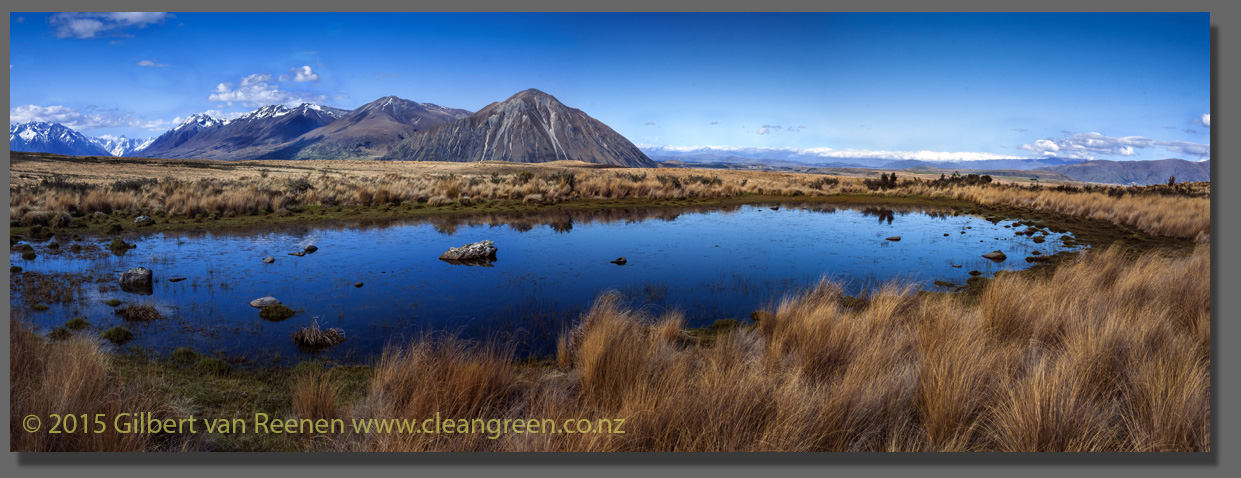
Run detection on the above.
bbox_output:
[115,303,164,321]
[292,319,347,350]
[10,320,183,451]
[10,158,1209,240]
[340,245,1208,452]
[7,243,1209,451]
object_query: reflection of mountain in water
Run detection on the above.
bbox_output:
[168,202,962,239]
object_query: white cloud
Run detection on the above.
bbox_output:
[638,144,1026,162]
[287,65,320,82]
[50,12,171,39]
[10,104,142,130]
[1018,132,1209,159]
[137,59,170,67]
[208,73,327,107]
[202,109,249,121]
[1202,114,1210,128]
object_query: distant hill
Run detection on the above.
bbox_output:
[643,145,1086,171]
[1037,158,1211,185]
[9,122,113,157]
[383,89,656,167]
[880,157,1085,171]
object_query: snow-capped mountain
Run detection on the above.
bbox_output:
[135,103,348,160]
[9,121,113,156]
[89,134,155,157]
[136,113,230,158]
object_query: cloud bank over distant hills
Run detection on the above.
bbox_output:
[639,144,1025,162]
[1018,132,1210,160]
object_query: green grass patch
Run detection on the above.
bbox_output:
[101,326,134,344]
[31,303,50,311]
[65,317,90,330]
[196,357,233,376]
[259,304,297,321]
[47,327,72,341]
[172,347,199,364]
[104,298,124,307]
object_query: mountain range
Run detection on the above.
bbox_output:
[10,122,114,157]
[6,89,1212,182]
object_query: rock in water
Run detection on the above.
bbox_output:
[304,245,318,253]
[611,257,627,265]
[168,277,186,282]
[119,267,154,294]
[249,296,281,308]
[288,251,306,257]
[353,282,364,288]
[262,256,275,264]
[439,240,498,264]
[982,250,1007,262]
[133,216,155,227]
[886,236,901,241]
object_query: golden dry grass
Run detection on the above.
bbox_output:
[330,244,1208,452]
[10,154,1209,239]
[9,319,186,452]
[9,244,1210,452]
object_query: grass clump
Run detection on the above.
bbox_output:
[259,304,297,321]
[10,265,22,273]
[65,317,90,330]
[109,237,133,253]
[195,357,233,376]
[292,319,346,350]
[31,303,50,311]
[101,326,134,345]
[115,304,164,321]
[11,320,178,451]
[171,347,199,364]
[104,298,124,307]
[22,251,37,260]
[48,327,72,341]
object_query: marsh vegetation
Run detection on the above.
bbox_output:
[8,155,1210,452]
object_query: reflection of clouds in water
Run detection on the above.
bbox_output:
[16,203,1088,364]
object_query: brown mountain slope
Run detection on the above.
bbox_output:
[382,89,655,167]
[290,96,472,160]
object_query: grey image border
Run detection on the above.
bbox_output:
[1,0,1232,476]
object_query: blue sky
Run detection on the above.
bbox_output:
[9,12,1210,161]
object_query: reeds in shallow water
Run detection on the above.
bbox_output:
[293,318,347,350]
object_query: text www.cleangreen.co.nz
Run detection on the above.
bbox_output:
[344,413,625,439]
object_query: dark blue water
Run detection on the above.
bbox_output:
[10,203,1080,363]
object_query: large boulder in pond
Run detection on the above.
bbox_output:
[304,245,318,253]
[119,267,153,295]
[982,250,1007,262]
[439,240,497,265]
[133,215,155,227]
[249,296,281,308]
